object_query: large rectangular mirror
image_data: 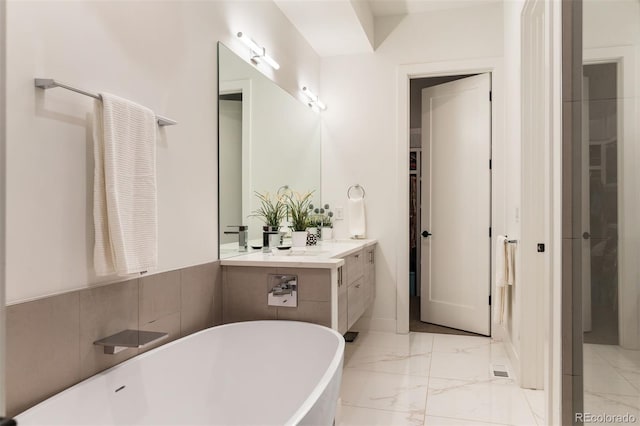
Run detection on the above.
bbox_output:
[218,42,321,259]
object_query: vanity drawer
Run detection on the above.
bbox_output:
[347,277,366,330]
[346,250,364,286]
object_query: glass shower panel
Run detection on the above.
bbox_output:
[582,0,640,420]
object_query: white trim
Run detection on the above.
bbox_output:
[520,0,549,391]
[396,57,504,334]
[546,0,563,423]
[354,315,398,333]
[0,0,6,414]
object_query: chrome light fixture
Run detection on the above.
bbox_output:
[237,32,280,70]
[302,86,327,111]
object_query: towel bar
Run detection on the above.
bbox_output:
[504,235,518,244]
[34,78,177,126]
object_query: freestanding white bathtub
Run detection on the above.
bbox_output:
[16,321,345,425]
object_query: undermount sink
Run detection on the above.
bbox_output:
[278,249,331,257]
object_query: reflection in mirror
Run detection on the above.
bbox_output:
[581,0,640,416]
[218,42,321,259]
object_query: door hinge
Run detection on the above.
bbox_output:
[489,159,492,169]
[489,91,492,102]
[489,227,492,237]
[489,295,492,305]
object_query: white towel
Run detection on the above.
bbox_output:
[93,93,158,276]
[493,236,518,324]
[496,235,508,288]
[493,235,508,324]
[348,198,366,238]
[506,241,516,286]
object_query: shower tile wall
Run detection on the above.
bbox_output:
[6,262,222,417]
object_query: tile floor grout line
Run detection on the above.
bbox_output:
[425,413,512,425]
[590,344,640,394]
[521,388,544,426]
[423,333,435,419]
[339,400,424,416]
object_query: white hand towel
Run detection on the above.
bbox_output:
[348,198,366,238]
[93,93,158,276]
[493,235,508,324]
[496,235,508,288]
[506,241,516,286]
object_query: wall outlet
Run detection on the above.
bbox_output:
[335,206,344,220]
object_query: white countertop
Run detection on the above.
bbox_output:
[219,239,377,269]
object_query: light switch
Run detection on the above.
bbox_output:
[335,207,344,220]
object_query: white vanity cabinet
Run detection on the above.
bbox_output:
[364,246,376,306]
[220,240,376,336]
[337,266,348,334]
[345,250,366,330]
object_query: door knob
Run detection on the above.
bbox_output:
[422,230,432,238]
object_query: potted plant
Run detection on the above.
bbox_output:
[314,204,334,241]
[251,191,286,232]
[284,190,315,247]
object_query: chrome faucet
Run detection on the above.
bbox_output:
[262,226,281,253]
[224,225,248,252]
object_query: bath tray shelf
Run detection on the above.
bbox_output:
[94,330,168,354]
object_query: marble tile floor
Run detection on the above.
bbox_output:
[337,331,544,426]
[584,343,640,424]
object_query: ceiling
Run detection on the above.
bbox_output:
[274,0,500,57]
[368,0,499,17]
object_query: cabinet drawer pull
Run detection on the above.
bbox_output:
[355,284,361,288]
[355,254,359,259]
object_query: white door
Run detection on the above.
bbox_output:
[420,73,492,335]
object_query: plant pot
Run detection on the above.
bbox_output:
[321,227,333,241]
[291,231,308,248]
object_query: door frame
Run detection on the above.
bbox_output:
[583,46,637,350]
[0,0,6,415]
[219,79,252,237]
[396,57,504,336]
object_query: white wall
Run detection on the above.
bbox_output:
[320,3,504,331]
[5,0,320,304]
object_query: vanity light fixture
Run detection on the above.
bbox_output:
[237,32,280,70]
[302,86,327,111]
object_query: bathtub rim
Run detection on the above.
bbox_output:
[16,320,346,425]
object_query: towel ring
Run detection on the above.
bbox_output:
[347,184,366,200]
[277,185,290,196]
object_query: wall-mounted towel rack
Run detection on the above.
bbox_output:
[34,78,177,127]
[347,184,366,200]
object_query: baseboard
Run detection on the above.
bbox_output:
[499,325,521,385]
[352,316,397,333]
